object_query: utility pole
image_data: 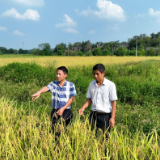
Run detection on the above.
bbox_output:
[136,39,137,57]
[68,44,69,56]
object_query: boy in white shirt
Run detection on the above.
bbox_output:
[79,63,118,138]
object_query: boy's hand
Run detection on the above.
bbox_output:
[32,91,41,101]
[109,117,115,128]
[79,107,85,115]
[57,108,65,116]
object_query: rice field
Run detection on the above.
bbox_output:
[1,56,160,159]
[1,55,160,67]
[0,98,159,160]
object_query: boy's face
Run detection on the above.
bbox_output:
[93,70,105,82]
[56,69,67,82]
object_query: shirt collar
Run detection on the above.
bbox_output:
[94,77,107,86]
[57,80,67,87]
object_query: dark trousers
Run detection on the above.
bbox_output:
[51,109,73,135]
[89,111,111,139]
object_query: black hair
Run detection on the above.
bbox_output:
[93,63,105,73]
[57,66,68,74]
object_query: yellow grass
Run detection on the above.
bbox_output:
[0,97,160,159]
[0,55,160,67]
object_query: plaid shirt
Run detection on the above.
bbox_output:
[47,80,77,109]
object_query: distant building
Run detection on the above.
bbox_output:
[119,42,128,48]
[71,47,82,52]
[146,47,160,51]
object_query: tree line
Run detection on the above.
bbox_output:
[1,31,160,56]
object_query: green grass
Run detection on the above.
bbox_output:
[0,98,160,160]
[0,60,160,160]
[0,54,35,58]
[0,60,160,159]
[0,60,160,134]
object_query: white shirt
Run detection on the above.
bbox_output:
[86,78,118,113]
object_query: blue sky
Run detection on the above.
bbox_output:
[1,0,160,50]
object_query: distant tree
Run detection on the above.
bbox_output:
[31,48,42,55]
[86,51,93,56]
[38,43,51,55]
[54,43,66,55]
[102,45,111,55]
[103,49,110,56]
[0,47,7,54]
[150,33,156,39]
[18,48,24,54]
[138,49,145,56]
[75,51,84,56]
[0,51,3,55]
[80,40,92,53]
[146,47,156,56]
[8,48,14,54]
[114,47,128,56]
[92,48,102,56]
[57,50,64,56]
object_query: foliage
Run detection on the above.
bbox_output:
[114,47,128,56]
[86,51,93,56]
[18,48,29,54]
[0,98,160,159]
[75,51,84,56]
[145,47,156,56]
[0,60,160,135]
[103,49,110,55]
[57,50,64,56]
[0,51,3,55]
[92,47,102,56]
[129,49,145,56]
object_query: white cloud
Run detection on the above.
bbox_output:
[55,14,78,34]
[0,26,7,31]
[149,8,160,16]
[1,8,40,21]
[12,0,44,7]
[13,30,24,36]
[88,30,96,34]
[149,8,160,22]
[55,14,77,28]
[135,13,145,18]
[77,0,126,21]
[63,28,78,34]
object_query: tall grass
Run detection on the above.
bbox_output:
[0,98,160,160]
[0,60,160,134]
[1,55,160,67]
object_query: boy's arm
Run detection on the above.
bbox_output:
[79,98,92,115]
[57,96,75,116]
[32,86,49,101]
[109,100,116,128]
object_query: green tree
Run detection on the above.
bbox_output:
[0,51,3,55]
[86,51,93,56]
[103,45,111,55]
[8,48,14,54]
[103,49,110,55]
[38,43,51,55]
[92,48,102,56]
[57,49,65,56]
[146,47,156,56]
[75,51,84,56]
[0,47,7,54]
[114,47,128,56]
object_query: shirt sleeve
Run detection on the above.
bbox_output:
[70,84,77,97]
[109,83,118,101]
[86,84,91,98]
[46,82,53,91]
